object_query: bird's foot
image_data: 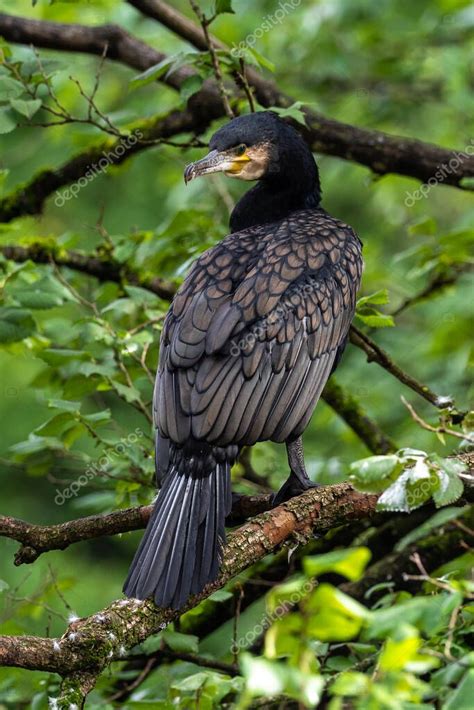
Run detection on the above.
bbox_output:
[271,471,320,507]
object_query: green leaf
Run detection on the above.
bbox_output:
[0,307,35,343]
[240,655,284,696]
[367,592,463,639]
[110,380,144,405]
[208,589,233,602]
[376,473,410,511]
[405,460,440,510]
[305,584,369,641]
[0,107,17,134]
[247,47,275,73]
[433,463,464,508]
[357,289,390,308]
[265,613,303,659]
[379,628,421,671]
[408,217,437,236]
[34,412,77,437]
[130,55,183,89]
[13,289,63,309]
[266,575,312,613]
[355,312,395,328]
[442,668,474,710]
[355,290,394,327]
[330,671,369,697]
[395,506,470,551]
[349,454,401,493]
[179,74,204,102]
[0,76,24,100]
[240,654,324,705]
[304,548,371,581]
[271,101,308,125]
[162,629,199,654]
[9,98,42,119]
[123,285,160,306]
[172,671,208,692]
[213,0,235,15]
[38,349,91,366]
[48,398,81,413]
[9,433,65,457]
[82,409,111,424]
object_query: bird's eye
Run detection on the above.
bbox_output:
[235,143,247,156]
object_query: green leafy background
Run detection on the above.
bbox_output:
[0,0,472,707]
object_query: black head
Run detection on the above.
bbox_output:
[184,111,322,231]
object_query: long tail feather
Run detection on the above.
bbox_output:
[123,459,231,609]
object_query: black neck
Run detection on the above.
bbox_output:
[230,181,320,232]
[229,144,322,232]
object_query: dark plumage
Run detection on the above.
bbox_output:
[124,111,363,609]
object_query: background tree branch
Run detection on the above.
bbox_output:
[126,0,474,188]
[0,11,472,225]
[0,5,471,707]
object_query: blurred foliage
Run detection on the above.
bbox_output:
[0,0,473,707]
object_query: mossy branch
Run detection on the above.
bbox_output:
[0,482,378,706]
[1,474,471,707]
[322,379,397,454]
[0,494,272,565]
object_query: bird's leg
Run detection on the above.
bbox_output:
[272,436,319,506]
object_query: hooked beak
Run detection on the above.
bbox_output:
[184,149,248,184]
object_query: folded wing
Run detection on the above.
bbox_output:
[154,210,363,447]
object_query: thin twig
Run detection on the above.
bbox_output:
[236,57,256,112]
[350,325,453,409]
[445,604,461,660]
[0,8,473,203]
[107,656,158,702]
[393,263,473,316]
[188,0,235,119]
[401,396,473,444]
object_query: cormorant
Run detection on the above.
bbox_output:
[124,111,363,609]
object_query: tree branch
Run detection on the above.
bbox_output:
[1,465,471,708]
[349,324,453,408]
[128,0,217,53]
[0,494,272,565]
[0,243,177,301]
[392,263,474,317]
[340,506,473,601]
[188,0,235,119]
[0,12,184,85]
[0,483,378,677]
[322,379,396,454]
[0,242,455,421]
[1,475,471,707]
[0,104,223,223]
[0,11,472,226]
[0,504,152,565]
[127,0,474,189]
